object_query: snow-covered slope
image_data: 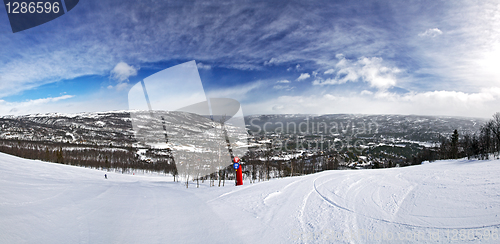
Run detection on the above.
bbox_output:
[1,153,499,243]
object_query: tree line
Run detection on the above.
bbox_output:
[0,139,176,174]
[413,112,500,163]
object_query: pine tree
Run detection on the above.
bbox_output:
[450,129,459,159]
[44,148,50,162]
[105,155,110,170]
[172,167,178,182]
[491,112,500,156]
[56,147,64,164]
[333,158,339,170]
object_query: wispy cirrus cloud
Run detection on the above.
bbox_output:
[273,85,294,91]
[418,28,443,37]
[0,0,395,99]
[399,0,500,92]
[0,95,75,115]
[276,79,290,83]
[196,63,212,70]
[1,0,500,118]
[205,81,263,101]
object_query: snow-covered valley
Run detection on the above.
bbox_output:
[1,152,499,243]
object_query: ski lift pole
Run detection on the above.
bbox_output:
[222,121,243,186]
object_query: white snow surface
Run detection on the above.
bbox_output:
[1,152,500,243]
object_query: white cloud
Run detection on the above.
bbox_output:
[324,69,335,74]
[272,105,284,111]
[0,51,101,98]
[45,95,75,102]
[297,73,310,81]
[276,79,290,83]
[220,63,262,70]
[361,90,373,95]
[110,62,138,82]
[197,62,212,70]
[243,87,500,118]
[0,95,75,115]
[264,58,285,66]
[323,94,336,100]
[273,85,294,91]
[418,28,443,37]
[397,88,500,105]
[313,56,400,89]
[358,57,400,89]
[107,83,130,91]
[312,78,342,86]
[206,81,263,100]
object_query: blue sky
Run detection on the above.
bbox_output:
[0,0,499,117]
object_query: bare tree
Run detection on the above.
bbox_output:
[491,112,500,157]
[264,142,272,180]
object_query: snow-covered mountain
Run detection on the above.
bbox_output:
[1,152,499,243]
[0,111,135,147]
[0,112,486,144]
[0,111,487,150]
[0,111,489,172]
[246,114,486,142]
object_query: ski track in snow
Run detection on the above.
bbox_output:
[312,171,500,229]
[2,153,500,243]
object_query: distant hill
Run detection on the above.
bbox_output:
[0,111,487,148]
[0,111,489,174]
[245,114,486,143]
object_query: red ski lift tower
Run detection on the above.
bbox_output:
[233,157,243,186]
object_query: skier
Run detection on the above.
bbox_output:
[105,174,107,179]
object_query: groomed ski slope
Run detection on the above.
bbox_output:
[1,152,499,244]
